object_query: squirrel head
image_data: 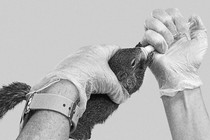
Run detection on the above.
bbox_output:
[108,45,149,94]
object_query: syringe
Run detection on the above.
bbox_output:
[141,21,195,58]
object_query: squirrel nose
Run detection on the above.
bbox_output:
[121,76,136,93]
[126,76,136,89]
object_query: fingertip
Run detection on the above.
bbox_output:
[107,85,130,104]
[144,30,168,54]
[102,44,120,51]
[110,44,121,52]
[160,40,168,54]
[152,8,163,17]
[188,15,207,40]
[188,15,206,31]
[165,8,181,15]
[141,36,149,47]
[102,44,121,59]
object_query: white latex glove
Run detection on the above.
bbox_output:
[142,8,208,96]
[30,45,129,117]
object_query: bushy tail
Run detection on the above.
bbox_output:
[0,82,31,119]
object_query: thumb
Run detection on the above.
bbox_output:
[189,15,207,40]
[148,51,163,69]
[188,15,208,62]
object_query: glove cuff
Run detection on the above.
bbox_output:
[159,77,203,97]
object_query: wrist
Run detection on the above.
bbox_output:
[159,76,202,97]
[20,80,81,136]
[18,109,70,140]
[162,87,210,140]
[153,67,202,97]
[18,80,80,140]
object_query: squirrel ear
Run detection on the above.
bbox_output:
[135,42,143,48]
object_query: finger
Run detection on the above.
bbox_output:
[152,9,178,36]
[145,17,174,45]
[102,45,121,60]
[188,15,207,40]
[101,64,130,104]
[165,8,189,34]
[141,30,168,54]
[92,45,121,60]
[106,82,130,104]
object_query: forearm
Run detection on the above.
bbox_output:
[17,110,70,140]
[162,87,210,140]
[17,80,79,140]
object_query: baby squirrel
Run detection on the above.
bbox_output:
[0,43,151,140]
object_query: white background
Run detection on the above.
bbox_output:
[0,0,209,140]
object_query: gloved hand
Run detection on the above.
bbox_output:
[142,8,208,96]
[30,45,129,116]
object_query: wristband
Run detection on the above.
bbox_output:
[20,92,80,134]
[20,75,84,136]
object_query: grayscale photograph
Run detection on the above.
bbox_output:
[0,0,209,140]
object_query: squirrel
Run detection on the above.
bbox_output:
[0,43,151,140]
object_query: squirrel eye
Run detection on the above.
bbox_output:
[131,58,136,67]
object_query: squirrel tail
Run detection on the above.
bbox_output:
[0,82,31,119]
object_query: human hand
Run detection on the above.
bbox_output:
[142,8,208,96]
[31,45,130,116]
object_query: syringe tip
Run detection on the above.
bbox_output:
[141,45,155,58]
